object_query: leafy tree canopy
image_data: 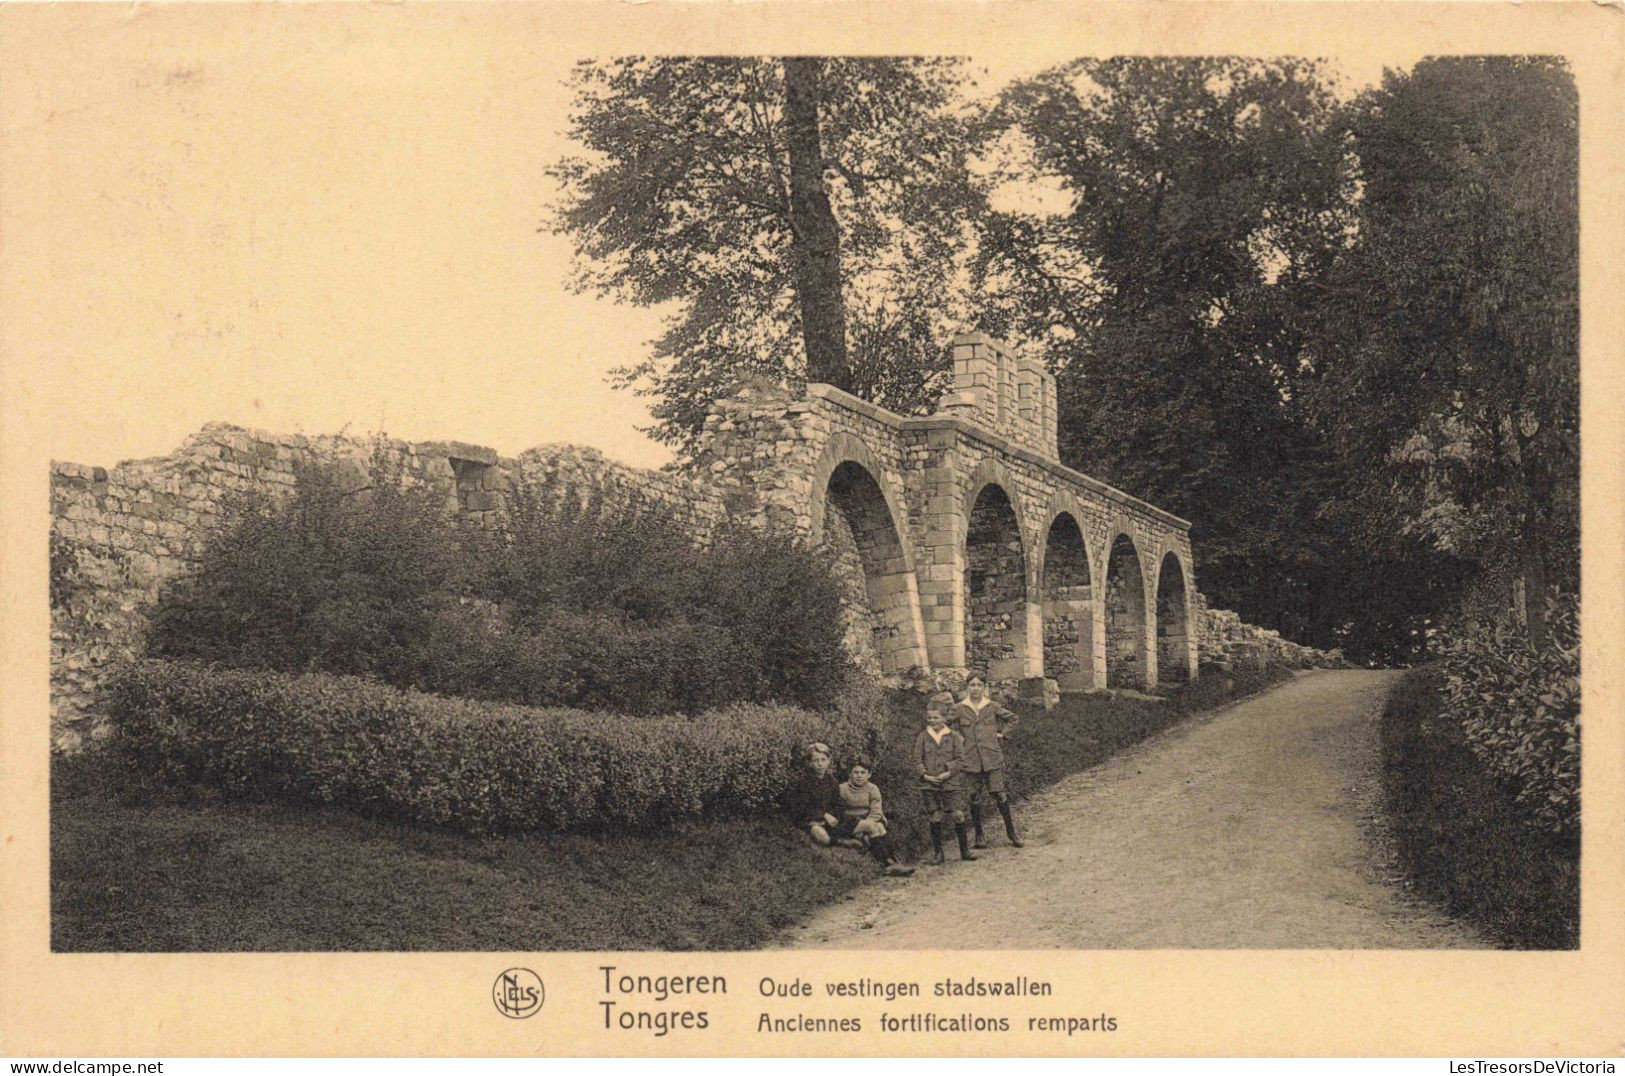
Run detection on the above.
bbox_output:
[975,57,1360,646]
[1305,57,1579,636]
[551,57,983,454]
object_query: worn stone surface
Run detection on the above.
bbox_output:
[1189,593,1348,674]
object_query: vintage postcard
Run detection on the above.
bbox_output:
[2,0,1622,1059]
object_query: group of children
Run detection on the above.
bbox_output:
[786,674,1023,875]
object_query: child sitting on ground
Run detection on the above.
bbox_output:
[916,692,977,865]
[834,759,914,877]
[785,741,842,846]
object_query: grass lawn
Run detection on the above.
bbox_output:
[52,668,1290,951]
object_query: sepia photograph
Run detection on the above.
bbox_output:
[3,0,1621,1059]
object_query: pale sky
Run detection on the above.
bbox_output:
[2,6,1421,472]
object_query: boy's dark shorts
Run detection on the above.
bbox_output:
[966,769,1007,797]
[919,787,963,816]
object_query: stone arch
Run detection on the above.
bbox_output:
[808,435,928,675]
[962,468,1031,681]
[1039,506,1097,690]
[959,457,1030,535]
[807,433,913,566]
[1103,524,1150,690]
[1155,548,1195,685]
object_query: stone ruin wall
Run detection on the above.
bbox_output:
[50,383,1347,753]
[49,424,734,752]
[681,370,1349,685]
[1191,593,1347,675]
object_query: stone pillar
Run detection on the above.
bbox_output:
[950,332,1002,430]
[1017,360,1042,453]
[1183,560,1201,682]
[896,573,932,673]
[996,344,1016,431]
[1091,591,1108,689]
[1013,358,1059,459]
[1041,368,1059,460]
[917,428,967,670]
[1022,588,1044,678]
[1144,587,1160,690]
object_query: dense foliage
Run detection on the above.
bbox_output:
[976,58,1356,649]
[149,456,854,715]
[1380,665,1578,948]
[1306,58,1579,649]
[110,659,884,835]
[1438,593,1579,837]
[972,56,1577,663]
[59,677,1279,951]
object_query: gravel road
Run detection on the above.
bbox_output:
[788,670,1487,950]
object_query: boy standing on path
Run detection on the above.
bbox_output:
[952,673,1024,849]
[916,692,977,865]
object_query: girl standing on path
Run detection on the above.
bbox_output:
[951,674,1023,849]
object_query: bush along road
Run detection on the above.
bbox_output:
[51,673,1268,952]
[791,670,1489,949]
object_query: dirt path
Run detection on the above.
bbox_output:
[788,670,1487,949]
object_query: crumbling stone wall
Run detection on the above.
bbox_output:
[1191,593,1348,673]
[49,425,726,751]
[50,331,1346,751]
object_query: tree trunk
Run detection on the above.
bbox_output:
[781,57,852,391]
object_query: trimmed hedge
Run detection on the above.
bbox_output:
[1379,664,1579,948]
[110,659,883,835]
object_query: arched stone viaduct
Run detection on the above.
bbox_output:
[696,332,1199,691]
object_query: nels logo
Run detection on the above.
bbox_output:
[493,967,545,1019]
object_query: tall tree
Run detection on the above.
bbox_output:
[977,58,1359,646]
[551,57,978,453]
[781,57,850,388]
[1307,57,1579,644]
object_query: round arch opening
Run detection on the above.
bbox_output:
[1041,512,1096,690]
[1156,552,1192,685]
[1105,532,1149,689]
[821,459,925,675]
[963,483,1029,680]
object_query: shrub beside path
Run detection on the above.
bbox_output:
[789,670,1489,949]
